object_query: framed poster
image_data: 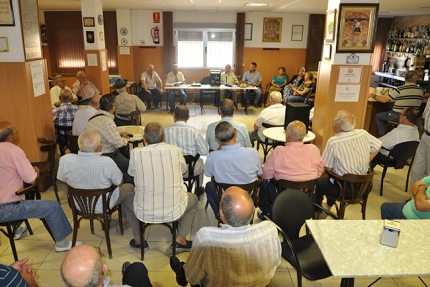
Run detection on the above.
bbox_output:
[19,0,42,60]
[291,25,303,41]
[0,0,15,26]
[262,18,282,42]
[325,9,336,42]
[245,23,253,41]
[323,44,331,59]
[336,3,379,53]
[83,17,95,27]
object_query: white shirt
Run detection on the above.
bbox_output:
[72,105,98,135]
[166,71,185,84]
[378,124,419,156]
[128,143,188,223]
[141,71,161,90]
[254,104,286,141]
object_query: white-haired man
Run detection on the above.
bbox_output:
[50,75,77,108]
[72,71,100,104]
[166,64,187,113]
[140,64,163,109]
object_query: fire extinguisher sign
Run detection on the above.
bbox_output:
[153,12,160,24]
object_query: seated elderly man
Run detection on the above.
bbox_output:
[50,75,77,108]
[165,105,209,195]
[52,89,80,127]
[126,122,198,250]
[113,78,146,126]
[220,64,239,106]
[248,91,285,148]
[205,121,262,219]
[72,94,101,136]
[0,121,79,252]
[73,71,100,105]
[61,245,153,287]
[258,120,323,217]
[140,64,163,109]
[86,93,133,184]
[57,131,135,231]
[170,187,281,287]
[166,64,187,113]
[241,62,263,108]
[370,107,419,169]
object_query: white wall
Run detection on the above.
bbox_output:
[0,0,25,62]
[131,10,164,46]
[245,12,309,48]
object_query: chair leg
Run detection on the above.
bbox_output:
[5,224,19,261]
[204,200,209,210]
[24,219,34,235]
[103,216,113,259]
[405,159,414,193]
[90,219,95,234]
[40,219,55,241]
[380,167,388,196]
[72,217,79,247]
[118,206,124,236]
[140,221,145,261]
[172,221,177,257]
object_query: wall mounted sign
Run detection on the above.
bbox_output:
[0,37,9,52]
[153,12,160,23]
[336,3,379,53]
[83,17,95,27]
[245,23,253,41]
[323,44,331,59]
[262,18,282,42]
[337,67,363,84]
[19,0,42,60]
[291,25,303,41]
[335,84,360,102]
[346,53,360,64]
[0,0,15,26]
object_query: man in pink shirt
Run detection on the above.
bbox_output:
[258,120,323,217]
[0,121,79,251]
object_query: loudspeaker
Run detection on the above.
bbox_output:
[284,102,311,132]
[210,70,221,86]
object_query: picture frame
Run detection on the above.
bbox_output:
[323,44,332,59]
[0,37,9,52]
[291,25,303,41]
[262,18,282,42]
[0,0,15,26]
[245,23,253,41]
[86,31,95,43]
[83,17,95,27]
[324,9,336,42]
[336,3,379,53]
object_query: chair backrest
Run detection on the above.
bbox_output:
[327,171,374,203]
[67,185,117,217]
[129,83,138,95]
[183,154,200,179]
[212,176,263,208]
[388,141,420,169]
[130,110,142,126]
[37,137,56,168]
[262,122,284,129]
[274,179,316,199]
[271,189,314,240]
[66,131,79,154]
[201,76,211,85]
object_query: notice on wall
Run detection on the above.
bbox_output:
[335,84,360,102]
[337,67,362,84]
[87,54,98,66]
[30,61,45,97]
[101,50,107,71]
[119,47,130,55]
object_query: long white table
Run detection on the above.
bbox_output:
[262,126,316,143]
[306,219,430,287]
[164,84,257,115]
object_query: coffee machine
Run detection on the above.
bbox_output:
[382,61,389,73]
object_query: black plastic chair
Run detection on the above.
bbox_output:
[66,131,79,154]
[55,125,72,156]
[255,123,284,162]
[183,154,201,194]
[268,189,335,287]
[200,76,217,106]
[371,141,419,196]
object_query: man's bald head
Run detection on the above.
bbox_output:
[89,94,102,109]
[61,245,107,287]
[219,187,255,227]
[60,89,72,102]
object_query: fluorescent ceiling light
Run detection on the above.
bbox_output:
[245,3,269,7]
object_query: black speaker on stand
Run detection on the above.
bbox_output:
[284,102,312,132]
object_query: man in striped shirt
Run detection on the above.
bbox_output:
[314,110,381,215]
[113,78,146,126]
[165,105,209,195]
[370,71,424,135]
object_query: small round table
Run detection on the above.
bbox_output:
[262,127,316,143]
[116,126,144,148]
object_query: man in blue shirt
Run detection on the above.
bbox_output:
[205,121,262,218]
[241,62,263,107]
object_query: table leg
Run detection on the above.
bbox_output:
[244,90,249,115]
[340,278,354,287]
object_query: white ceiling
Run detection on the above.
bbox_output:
[37,0,430,17]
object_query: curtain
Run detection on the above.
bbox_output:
[370,18,394,73]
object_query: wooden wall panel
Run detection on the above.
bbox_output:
[117,46,134,81]
[306,14,324,72]
[84,50,110,95]
[235,13,245,76]
[0,60,54,161]
[133,46,165,81]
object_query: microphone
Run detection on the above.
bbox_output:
[225,75,232,87]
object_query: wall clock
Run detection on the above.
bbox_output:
[120,27,128,36]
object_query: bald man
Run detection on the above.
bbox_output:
[73,71,100,104]
[0,121,78,252]
[61,244,153,287]
[170,187,281,287]
[140,64,163,109]
[72,94,102,135]
[52,89,80,127]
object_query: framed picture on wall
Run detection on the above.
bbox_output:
[262,18,282,42]
[291,25,303,41]
[336,3,379,53]
[0,0,15,26]
[83,17,95,27]
[324,9,336,42]
[245,23,253,41]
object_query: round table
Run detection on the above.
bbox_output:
[116,125,144,148]
[262,127,316,143]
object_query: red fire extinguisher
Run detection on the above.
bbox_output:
[151,26,160,44]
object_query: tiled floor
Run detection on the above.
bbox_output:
[1,103,429,286]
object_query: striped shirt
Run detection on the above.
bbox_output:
[115,91,146,120]
[57,152,122,213]
[72,105,98,135]
[72,80,100,101]
[86,110,128,153]
[389,84,424,113]
[141,71,161,89]
[422,99,430,132]
[378,124,419,156]
[184,221,281,287]
[128,143,188,223]
[206,117,252,150]
[0,264,28,287]
[52,102,80,126]
[323,129,382,176]
[165,121,209,156]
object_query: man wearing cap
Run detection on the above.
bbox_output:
[50,75,77,109]
[166,64,187,113]
[113,78,146,126]
[141,64,163,109]
[72,71,100,105]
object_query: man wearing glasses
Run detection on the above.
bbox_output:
[50,75,77,108]
[73,71,101,105]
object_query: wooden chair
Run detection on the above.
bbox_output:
[273,179,316,200]
[66,131,79,154]
[0,182,54,261]
[268,189,335,287]
[55,125,72,156]
[138,220,178,261]
[212,176,263,225]
[256,123,284,162]
[183,154,201,194]
[325,170,374,219]
[67,185,123,259]
[116,110,142,127]
[31,137,60,203]
[371,141,419,196]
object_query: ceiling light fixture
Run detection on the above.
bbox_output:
[245,3,269,7]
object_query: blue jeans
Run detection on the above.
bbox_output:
[285,95,305,103]
[314,177,352,207]
[0,200,72,242]
[375,111,400,136]
[258,179,277,214]
[380,202,406,219]
[204,182,219,219]
[168,89,187,110]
